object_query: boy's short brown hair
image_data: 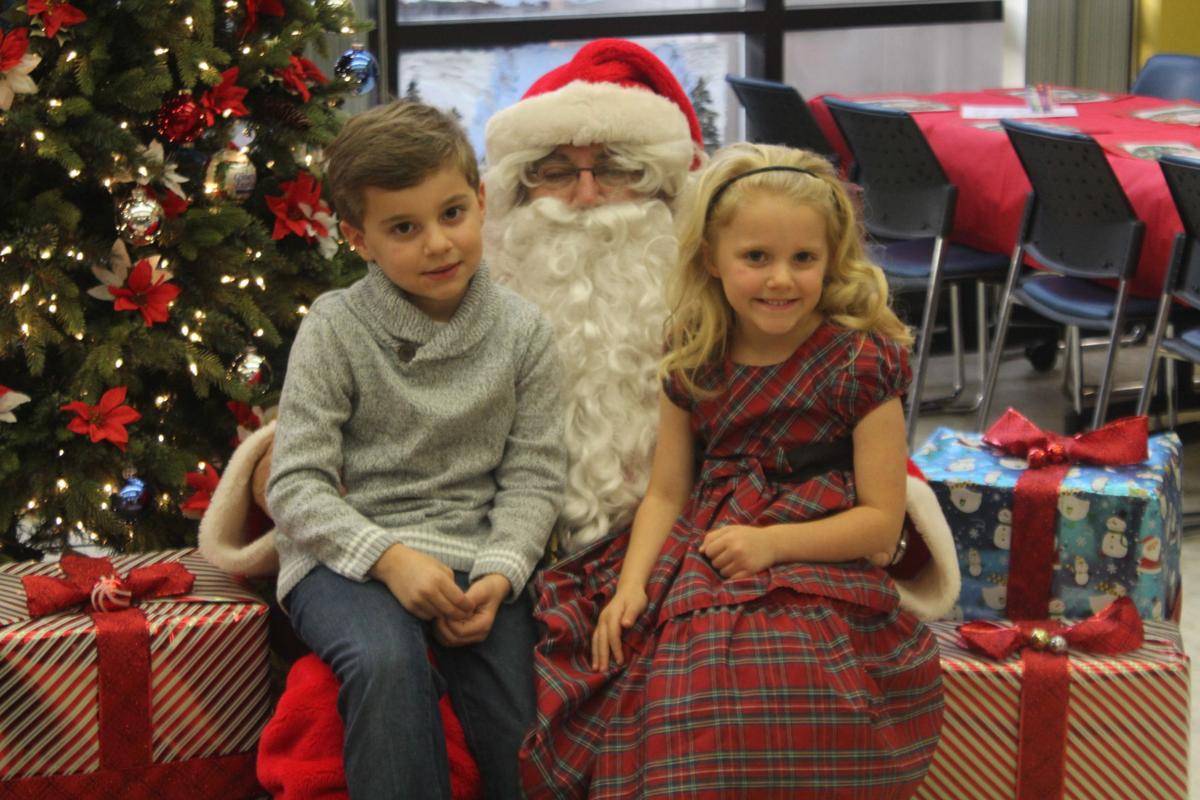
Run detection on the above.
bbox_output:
[323,101,480,228]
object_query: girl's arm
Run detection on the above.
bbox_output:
[592,390,694,670]
[702,397,907,578]
[617,391,695,589]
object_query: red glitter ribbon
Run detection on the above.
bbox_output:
[958,597,1144,800]
[19,553,194,770]
[982,409,1148,620]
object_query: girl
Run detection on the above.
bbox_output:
[521,144,951,799]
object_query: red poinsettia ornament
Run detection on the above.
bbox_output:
[0,27,30,72]
[109,257,181,327]
[200,67,250,124]
[275,55,327,103]
[61,387,141,451]
[181,464,221,519]
[266,171,338,258]
[239,0,285,40]
[26,0,87,39]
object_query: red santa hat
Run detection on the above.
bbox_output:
[484,38,704,166]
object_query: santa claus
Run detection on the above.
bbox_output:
[199,39,959,798]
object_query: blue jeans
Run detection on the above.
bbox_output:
[287,565,536,800]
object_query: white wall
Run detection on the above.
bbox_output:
[783,21,1006,97]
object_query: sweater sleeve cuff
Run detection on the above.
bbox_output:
[326,525,405,582]
[470,550,536,601]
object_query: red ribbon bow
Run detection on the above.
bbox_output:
[981,409,1148,620]
[21,552,194,617]
[17,553,194,773]
[982,408,1148,466]
[957,598,1144,800]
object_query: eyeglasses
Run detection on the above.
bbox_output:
[523,160,644,191]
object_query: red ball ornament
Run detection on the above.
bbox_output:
[1046,442,1067,463]
[1027,447,1047,468]
[156,94,207,145]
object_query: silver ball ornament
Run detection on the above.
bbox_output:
[1047,635,1068,655]
[228,346,272,389]
[116,188,164,247]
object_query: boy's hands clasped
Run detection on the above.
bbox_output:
[372,543,510,646]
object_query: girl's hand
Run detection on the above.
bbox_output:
[592,586,648,672]
[701,525,775,578]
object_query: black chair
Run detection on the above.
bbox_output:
[978,120,1158,432]
[1137,154,1200,425]
[823,96,1010,446]
[725,75,838,165]
[1131,54,1200,102]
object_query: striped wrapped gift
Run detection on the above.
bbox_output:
[0,548,269,798]
[917,618,1190,800]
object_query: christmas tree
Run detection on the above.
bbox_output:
[0,0,372,561]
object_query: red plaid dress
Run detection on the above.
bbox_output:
[521,322,944,799]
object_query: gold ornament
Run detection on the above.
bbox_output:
[1029,628,1051,649]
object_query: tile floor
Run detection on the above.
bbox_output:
[913,338,1198,797]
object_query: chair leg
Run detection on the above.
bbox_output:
[1068,326,1084,416]
[906,237,947,447]
[949,283,965,399]
[1136,287,1174,418]
[1091,280,1131,430]
[978,249,1024,430]
[1166,327,1179,429]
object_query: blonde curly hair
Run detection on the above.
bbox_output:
[661,142,912,398]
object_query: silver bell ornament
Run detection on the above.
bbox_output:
[334,44,378,96]
[116,187,164,247]
[228,346,272,390]
[205,149,258,203]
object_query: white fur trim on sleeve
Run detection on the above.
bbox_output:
[198,421,279,577]
[894,474,961,621]
[485,81,692,164]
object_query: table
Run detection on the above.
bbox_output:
[809,89,1200,299]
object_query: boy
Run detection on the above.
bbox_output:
[267,101,565,800]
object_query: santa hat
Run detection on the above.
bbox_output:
[198,420,279,578]
[892,458,961,621]
[484,38,703,166]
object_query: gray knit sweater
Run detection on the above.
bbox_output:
[267,264,565,604]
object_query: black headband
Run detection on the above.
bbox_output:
[703,166,823,224]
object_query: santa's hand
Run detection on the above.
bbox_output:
[701,525,774,578]
[592,586,647,672]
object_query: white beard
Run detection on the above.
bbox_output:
[486,197,676,552]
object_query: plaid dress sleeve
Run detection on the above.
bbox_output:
[828,331,912,429]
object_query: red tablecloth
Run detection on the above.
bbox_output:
[810,89,1198,299]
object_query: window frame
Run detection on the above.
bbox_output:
[373,1,1003,96]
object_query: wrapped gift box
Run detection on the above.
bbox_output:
[0,549,269,798]
[916,618,1190,800]
[912,427,1182,622]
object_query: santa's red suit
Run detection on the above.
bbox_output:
[199,39,960,800]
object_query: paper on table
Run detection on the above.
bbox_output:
[959,105,1080,120]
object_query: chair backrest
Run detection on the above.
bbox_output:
[1002,120,1144,281]
[822,96,956,240]
[1131,53,1200,102]
[724,75,837,162]
[1159,154,1200,310]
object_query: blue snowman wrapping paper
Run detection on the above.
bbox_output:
[912,427,1183,623]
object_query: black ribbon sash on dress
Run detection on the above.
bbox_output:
[702,438,854,484]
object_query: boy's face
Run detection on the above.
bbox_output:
[340,166,485,322]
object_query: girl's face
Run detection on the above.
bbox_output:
[707,191,829,361]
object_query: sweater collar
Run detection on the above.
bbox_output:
[347,262,497,362]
